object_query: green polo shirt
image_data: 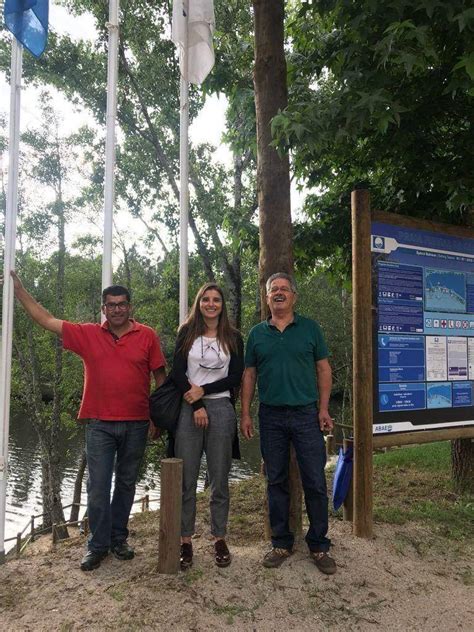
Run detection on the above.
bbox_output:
[245,313,329,406]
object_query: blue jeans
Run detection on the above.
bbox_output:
[259,403,330,552]
[85,420,149,553]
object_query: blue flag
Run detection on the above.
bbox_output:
[4,0,49,58]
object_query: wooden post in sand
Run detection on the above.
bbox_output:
[158,458,183,574]
[351,189,373,538]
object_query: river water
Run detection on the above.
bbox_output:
[5,414,263,552]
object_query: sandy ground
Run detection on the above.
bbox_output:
[0,513,472,632]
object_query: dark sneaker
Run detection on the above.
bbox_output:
[80,550,108,571]
[262,547,292,568]
[214,539,231,567]
[111,541,135,560]
[180,542,193,570]
[311,551,337,575]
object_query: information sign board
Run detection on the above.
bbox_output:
[371,217,474,434]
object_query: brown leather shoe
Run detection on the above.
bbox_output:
[214,539,231,567]
[180,542,193,570]
[262,547,292,568]
[311,551,337,575]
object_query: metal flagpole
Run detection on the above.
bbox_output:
[0,38,23,563]
[179,1,189,325]
[102,0,120,296]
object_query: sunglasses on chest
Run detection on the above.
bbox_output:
[199,336,225,370]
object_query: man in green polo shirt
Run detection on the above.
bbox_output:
[240,272,336,574]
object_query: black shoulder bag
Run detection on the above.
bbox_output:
[149,376,182,431]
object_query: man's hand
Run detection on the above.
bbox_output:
[148,420,161,441]
[184,383,204,405]
[10,270,24,294]
[240,413,254,439]
[318,408,334,433]
[0,270,23,294]
[193,407,208,429]
[2,270,63,335]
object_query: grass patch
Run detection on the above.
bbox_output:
[182,567,203,585]
[106,585,125,602]
[369,443,472,540]
[373,441,451,471]
[327,442,473,541]
[212,604,248,625]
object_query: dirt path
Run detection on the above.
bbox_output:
[0,513,472,631]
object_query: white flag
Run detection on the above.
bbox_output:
[172,0,215,85]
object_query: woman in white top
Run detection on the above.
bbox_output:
[170,283,244,569]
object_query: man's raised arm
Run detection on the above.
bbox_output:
[4,271,64,336]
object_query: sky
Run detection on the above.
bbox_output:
[1,1,305,264]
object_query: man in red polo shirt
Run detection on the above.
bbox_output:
[8,271,166,571]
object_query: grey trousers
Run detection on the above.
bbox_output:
[175,398,236,538]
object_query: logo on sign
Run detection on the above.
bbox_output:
[372,236,385,250]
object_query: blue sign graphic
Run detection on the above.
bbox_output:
[427,382,452,409]
[453,382,473,407]
[378,335,425,382]
[379,383,426,412]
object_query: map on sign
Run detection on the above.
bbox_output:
[425,269,466,313]
[371,220,474,434]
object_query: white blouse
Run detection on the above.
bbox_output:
[186,336,231,399]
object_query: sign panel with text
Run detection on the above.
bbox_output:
[371,220,474,434]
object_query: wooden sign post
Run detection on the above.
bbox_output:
[351,189,374,538]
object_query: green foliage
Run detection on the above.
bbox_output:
[273,0,474,263]
[295,270,352,402]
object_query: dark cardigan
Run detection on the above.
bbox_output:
[169,326,245,411]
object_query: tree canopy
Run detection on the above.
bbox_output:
[273,0,474,268]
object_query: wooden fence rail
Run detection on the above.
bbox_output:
[7,494,159,558]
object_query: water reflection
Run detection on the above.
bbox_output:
[5,414,263,549]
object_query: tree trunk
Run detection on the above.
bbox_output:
[451,439,474,494]
[41,455,68,538]
[45,172,68,540]
[253,0,293,311]
[253,0,301,538]
[70,450,87,523]
[227,253,242,329]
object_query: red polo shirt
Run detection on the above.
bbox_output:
[62,319,166,421]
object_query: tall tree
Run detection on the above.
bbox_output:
[252,0,293,312]
[252,0,302,536]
